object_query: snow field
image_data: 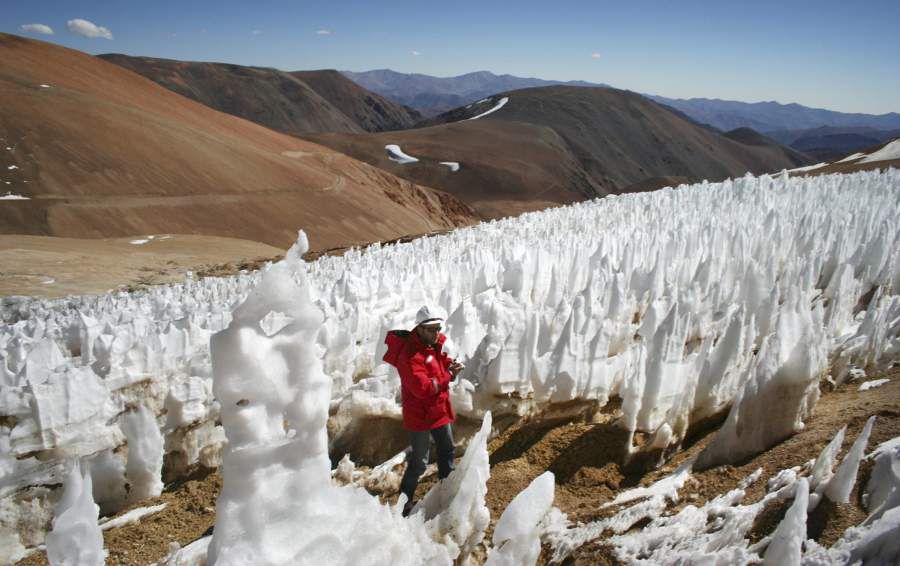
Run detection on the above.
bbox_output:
[1,169,899,561]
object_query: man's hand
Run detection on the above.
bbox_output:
[448,361,464,380]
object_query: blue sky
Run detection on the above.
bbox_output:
[6,0,900,115]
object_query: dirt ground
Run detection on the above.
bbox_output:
[16,365,898,566]
[0,234,284,298]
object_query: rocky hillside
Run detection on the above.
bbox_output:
[0,34,476,250]
[99,55,420,135]
[305,86,815,218]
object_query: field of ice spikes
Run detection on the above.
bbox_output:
[1,168,899,563]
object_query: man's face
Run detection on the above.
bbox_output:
[416,324,441,346]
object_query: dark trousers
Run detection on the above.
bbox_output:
[400,424,455,505]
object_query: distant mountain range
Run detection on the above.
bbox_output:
[343,69,900,160]
[647,95,900,133]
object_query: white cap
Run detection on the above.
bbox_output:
[414,304,447,327]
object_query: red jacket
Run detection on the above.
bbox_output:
[383,330,455,432]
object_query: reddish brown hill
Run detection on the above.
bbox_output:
[290,70,421,132]
[0,34,476,250]
[99,55,418,135]
[304,87,814,219]
[421,87,815,189]
[307,120,598,218]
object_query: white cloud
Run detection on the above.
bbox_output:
[411,50,421,56]
[20,23,54,35]
[316,29,333,35]
[251,29,262,35]
[67,19,113,40]
[591,52,601,59]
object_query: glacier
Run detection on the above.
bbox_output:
[1,168,899,561]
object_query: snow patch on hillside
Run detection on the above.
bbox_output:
[385,144,419,164]
[859,139,900,163]
[468,97,509,120]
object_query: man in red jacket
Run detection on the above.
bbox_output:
[383,305,463,516]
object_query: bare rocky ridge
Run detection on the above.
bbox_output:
[0,34,477,250]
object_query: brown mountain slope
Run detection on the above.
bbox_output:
[303,87,814,219]
[306,120,599,218]
[99,55,419,135]
[723,127,811,168]
[290,70,421,132]
[794,137,900,177]
[0,34,476,250]
[422,87,815,188]
[98,53,364,135]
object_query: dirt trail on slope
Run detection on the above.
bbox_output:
[17,367,899,565]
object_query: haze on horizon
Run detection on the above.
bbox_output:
[6,0,900,116]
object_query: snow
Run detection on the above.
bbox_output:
[385,144,419,164]
[206,232,453,565]
[0,193,30,200]
[864,437,900,524]
[45,462,105,565]
[99,502,167,530]
[439,161,460,172]
[121,405,164,502]
[837,152,866,163]
[550,460,692,559]
[787,162,828,173]
[809,425,845,493]
[486,471,555,566]
[40,84,51,88]
[7,165,17,170]
[859,139,900,164]
[331,451,408,493]
[157,535,211,566]
[550,431,900,564]
[859,378,890,391]
[824,415,875,503]
[130,235,160,245]
[764,477,809,566]
[467,97,509,120]
[2,169,900,560]
[413,411,492,561]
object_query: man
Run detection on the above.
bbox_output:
[383,305,463,517]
